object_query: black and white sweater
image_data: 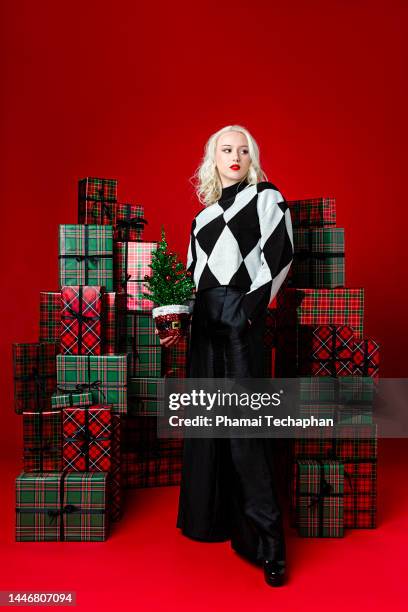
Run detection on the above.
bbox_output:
[186,179,294,321]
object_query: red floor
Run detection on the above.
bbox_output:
[0,439,407,611]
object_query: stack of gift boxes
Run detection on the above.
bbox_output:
[12,177,184,542]
[265,197,380,537]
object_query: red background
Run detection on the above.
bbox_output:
[2,0,407,451]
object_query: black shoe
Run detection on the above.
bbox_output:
[263,560,286,587]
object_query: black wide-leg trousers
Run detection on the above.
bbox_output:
[176,286,286,563]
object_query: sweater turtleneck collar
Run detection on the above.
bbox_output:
[219,179,250,203]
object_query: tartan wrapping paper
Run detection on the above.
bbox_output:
[298,325,355,376]
[61,286,103,355]
[337,406,373,424]
[39,291,62,343]
[353,338,380,378]
[299,376,375,405]
[13,342,59,414]
[117,309,161,376]
[59,225,113,291]
[296,459,344,537]
[275,288,364,376]
[123,415,183,456]
[51,391,93,409]
[102,292,117,354]
[56,354,128,415]
[114,202,147,242]
[289,228,345,288]
[78,177,118,226]
[121,452,182,488]
[15,472,108,541]
[162,336,188,378]
[23,411,62,472]
[114,241,157,310]
[128,377,164,416]
[63,405,112,472]
[130,345,162,378]
[287,197,336,228]
[110,414,122,521]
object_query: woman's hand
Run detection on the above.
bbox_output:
[155,328,182,348]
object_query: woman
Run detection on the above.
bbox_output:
[160,124,294,586]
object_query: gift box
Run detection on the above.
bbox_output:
[295,459,344,537]
[122,452,182,488]
[287,197,336,228]
[39,291,62,343]
[114,241,157,310]
[102,292,117,354]
[78,177,118,226]
[123,415,183,456]
[162,337,188,378]
[56,354,128,414]
[63,405,112,472]
[51,390,93,409]
[299,376,375,405]
[114,202,147,241]
[13,342,59,414]
[61,286,103,355]
[59,224,113,291]
[117,309,161,376]
[298,325,355,376]
[290,227,345,288]
[23,411,62,472]
[353,338,380,378]
[128,377,165,416]
[110,413,122,521]
[15,472,109,541]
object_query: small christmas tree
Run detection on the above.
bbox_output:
[141,225,195,307]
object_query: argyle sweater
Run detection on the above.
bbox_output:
[186,179,294,321]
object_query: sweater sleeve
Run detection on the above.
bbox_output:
[241,187,294,321]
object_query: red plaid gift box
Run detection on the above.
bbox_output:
[61,286,103,355]
[78,177,117,226]
[102,292,117,354]
[114,202,147,241]
[353,338,380,379]
[39,291,62,343]
[63,405,112,472]
[110,414,122,521]
[13,342,59,414]
[287,197,336,227]
[298,325,355,376]
[123,415,183,457]
[114,241,157,310]
[162,337,188,378]
[23,411,62,472]
[122,452,182,488]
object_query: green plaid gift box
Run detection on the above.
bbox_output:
[296,459,344,537]
[290,228,345,288]
[13,342,59,414]
[299,376,374,405]
[128,377,164,416]
[117,310,161,376]
[78,177,118,226]
[51,391,93,409]
[59,224,113,291]
[15,472,108,541]
[39,291,62,343]
[287,197,336,228]
[56,354,128,414]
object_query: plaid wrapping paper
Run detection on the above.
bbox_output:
[122,452,182,488]
[13,342,59,414]
[61,286,103,355]
[102,292,117,354]
[162,336,188,378]
[287,197,336,228]
[39,291,62,343]
[353,338,380,378]
[117,309,162,376]
[114,241,157,310]
[59,224,113,291]
[56,354,128,415]
[289,227,345,288]
[63,405,112,472]
[130,345,162,378]
[298,325,355,376]
[299,376,375,405]
[52,391,93,409]
[15,472,108,541]
[295,459,344,537]
[78,177,118,226]
[123,415,183,456]
[128,377,164,416]
[114,202,147,242]
[110,414,122,521]
[23,411,62,472]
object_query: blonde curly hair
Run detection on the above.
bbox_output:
[190,124,268,206]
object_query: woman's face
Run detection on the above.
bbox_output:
[215,131,251,187]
